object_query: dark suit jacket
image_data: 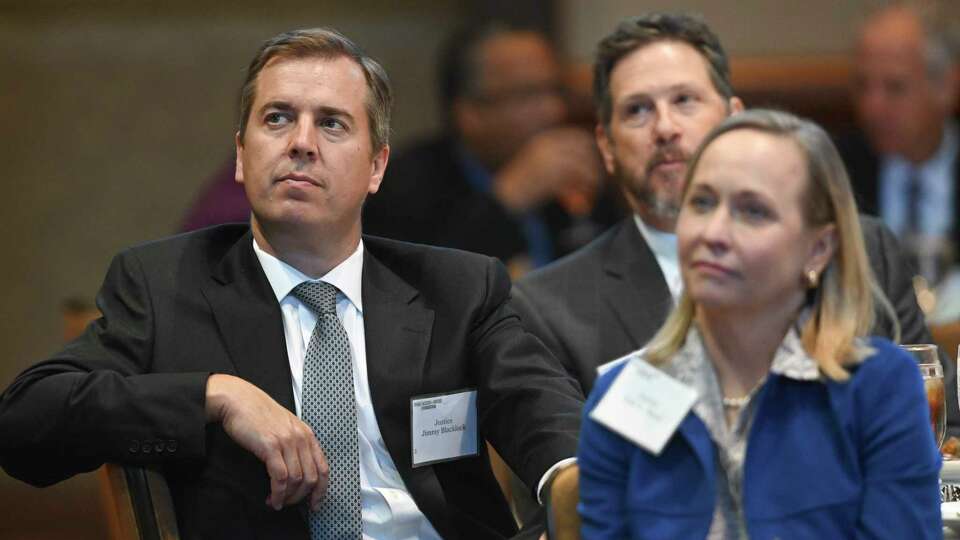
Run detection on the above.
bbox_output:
[0,225,583,539]
[511,216,957,422]
[837,131,960,250]
[362,135,622,264]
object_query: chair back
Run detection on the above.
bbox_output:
[98,464,180,540]
[545,464,580,540]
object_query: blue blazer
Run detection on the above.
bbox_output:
[578,338,942,539]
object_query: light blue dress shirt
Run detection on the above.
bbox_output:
[634,214,681,303]
[879,120,958,239]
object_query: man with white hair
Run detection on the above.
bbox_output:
[840,3,959,263]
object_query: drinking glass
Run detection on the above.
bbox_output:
[902,344,946,449]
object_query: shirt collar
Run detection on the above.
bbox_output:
[886,119,959,176]
[663,322,820,387]
[927,119,959,176]
[769,325,821,380]
[252,238,364,313]
[654,322,821,446]
[633,213,678,263]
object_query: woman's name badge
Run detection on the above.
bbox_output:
[590,358,697,456]
[410,389,479,467]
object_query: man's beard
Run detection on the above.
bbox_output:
[616,143,689,224]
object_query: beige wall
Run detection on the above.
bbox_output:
[558,0,960,61]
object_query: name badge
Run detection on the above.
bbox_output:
[596,348,646,377]
[590,357,697,456]
[410,389,479,467]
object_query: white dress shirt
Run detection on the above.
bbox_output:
[252,238,442,540]
[634,214,682,302]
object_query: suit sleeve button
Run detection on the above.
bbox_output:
[142,442,152,454]
[128,440,140,453]
[166,440,177,453]
[154,441,164,453]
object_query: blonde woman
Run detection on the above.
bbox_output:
[578,109,941,539]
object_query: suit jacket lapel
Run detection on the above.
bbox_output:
[361,244,453,537]
[599,220,673,356]
[201,231,295,412]
[677,413,715,488]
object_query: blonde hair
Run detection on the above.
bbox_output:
[645,109,898,381]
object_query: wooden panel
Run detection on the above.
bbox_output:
[731,55,851,92]
[731,55,856,133]
[0,471,109,540]
[98,464,181,540]
[98,465,140,540]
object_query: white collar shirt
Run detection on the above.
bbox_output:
[634,214,682,302]
[252,238,441,540]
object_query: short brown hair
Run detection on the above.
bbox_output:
[237,27,392,152]
[593,13,733,127]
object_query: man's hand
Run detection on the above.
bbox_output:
[205,374,328,511]
[493,127,602,214]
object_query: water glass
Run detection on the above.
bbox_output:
[901,344,946,449]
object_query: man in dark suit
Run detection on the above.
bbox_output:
[838,3,959,272]
[0,28,581,539]
[512,13,953,421]
[362,23,621,277]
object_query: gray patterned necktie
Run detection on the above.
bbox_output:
[291,281,362,539]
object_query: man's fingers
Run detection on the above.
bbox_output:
[279,437,306,505]
[286,429,319,505]
[264,449,289,511]
[214,378,326,511]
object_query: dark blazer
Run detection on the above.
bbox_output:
[0,225,583,540]
[579,338,942,539]
[512,216,952,406]
[362,136,622,265]
[512,219,669,394]
[837,131,960,250]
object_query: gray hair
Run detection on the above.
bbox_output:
[864,1,959,81]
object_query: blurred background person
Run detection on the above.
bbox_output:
[512,13,939,412]
[180,158,251,232]
[60,297,100,343]
[838,2,959,284]
[579,109,941,539]
[362,23,623,277]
